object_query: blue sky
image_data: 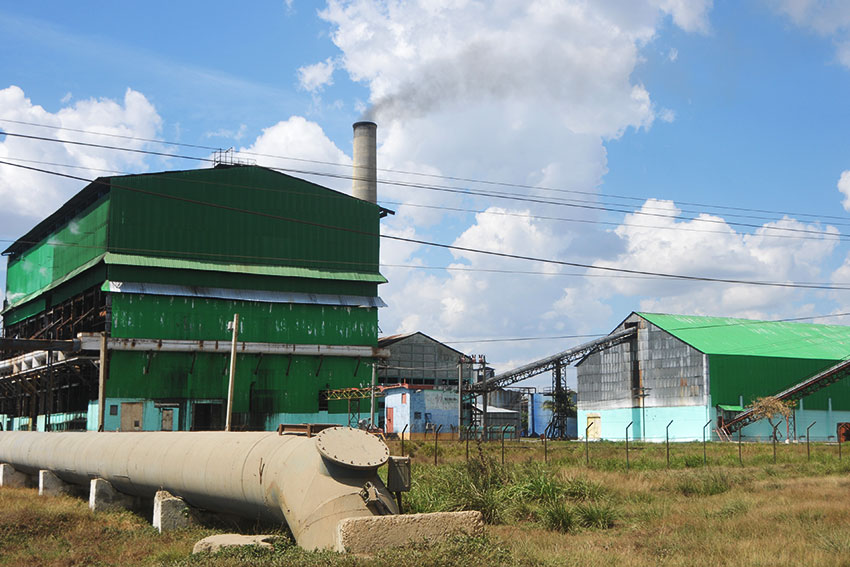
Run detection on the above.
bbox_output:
[2,1,850,389]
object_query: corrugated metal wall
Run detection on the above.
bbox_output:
[578,314,706,411]
[108,167,379,273]
[379,334,471,386]
[4,196,109,313]
[708,354,850,410]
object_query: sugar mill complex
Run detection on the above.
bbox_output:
[3,123,850,442]
[0,123,392,432]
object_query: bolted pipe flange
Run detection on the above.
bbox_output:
[315,427,389,470]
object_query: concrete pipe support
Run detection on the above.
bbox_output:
[0,427,397,550]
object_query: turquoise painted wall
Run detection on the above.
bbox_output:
[579,405,712,442]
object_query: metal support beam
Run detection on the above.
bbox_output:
[468,327,636,393]
[75,334,391,359]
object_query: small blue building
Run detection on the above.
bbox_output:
[383,385,459,434]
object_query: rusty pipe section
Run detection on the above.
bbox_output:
[0,428,397,550]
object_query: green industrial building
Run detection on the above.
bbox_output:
[577,312,850,441]
[0,163,389,431]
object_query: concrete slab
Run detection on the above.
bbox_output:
[38,470,72,496]
[153,490,195,532]
[0,463,29,488]
[89,478,135,512]
[335,511,485,554]
[192,534,276,554]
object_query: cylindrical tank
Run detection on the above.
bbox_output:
[530,394,552,437]
[0,428,396,550]
[352,121,377,203]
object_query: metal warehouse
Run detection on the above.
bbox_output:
[1,142,389,431]
[577,312,850,442]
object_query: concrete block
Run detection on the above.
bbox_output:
[192,534,276,554]
[89,478,135,512]
[0,464,29,488]
[38,470,72,496]
[335,511,484,554]
[153,490,195,532]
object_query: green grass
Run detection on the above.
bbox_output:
[4,440,850,566]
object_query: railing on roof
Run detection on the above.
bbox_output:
[467,327,636,394]
[720,357,850,435]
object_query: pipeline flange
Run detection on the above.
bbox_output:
[315,427,389,470]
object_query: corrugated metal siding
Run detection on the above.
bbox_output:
[104,264,378,297]
[708,354,850,410]
[4,197,109,307]
[109,294,378,345]
[640,320,705,407]
[578,315,705,411]
[379,333,472,386]
[106,351,364,415]
[107,167,380,276]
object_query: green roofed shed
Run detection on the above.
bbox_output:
[637,312,850,361]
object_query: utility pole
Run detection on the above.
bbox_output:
[97,332,108,432]
[369,362,377,428]
[479,355,488,440]
[225,313,239,432]
[457,357,464,434]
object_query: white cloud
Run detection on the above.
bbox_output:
[658,108,676,122]
[321,1,661,136]
[838,170,850,211]
[668,47,679,61]
[237,115,352,192]
[205,123,248,142]
[0,85,162,220]
[768,0,850,68]
[579,199,840,318]
[297,58,336,92]
[305,0,720,371]
[652,0,713,33]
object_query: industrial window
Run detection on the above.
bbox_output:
[401,393,407,404]
[109,405,118,416]
[414,412,422,419]
[318,391,328,412]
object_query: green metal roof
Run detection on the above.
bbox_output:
[638,312,850,360]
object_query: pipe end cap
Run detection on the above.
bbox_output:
[315,427,389,470]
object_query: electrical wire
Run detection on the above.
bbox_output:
[3,117,849,224]
[1,129,847,239]
[3,158,850,292]
[1,154,844,244]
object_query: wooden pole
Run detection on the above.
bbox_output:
[97,332,108,432]
[225,313,240,432]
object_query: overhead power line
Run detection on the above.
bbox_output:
[3,158,850,293]
[3,117,849,224]
[1,129,846,240]
[0,154,842,244]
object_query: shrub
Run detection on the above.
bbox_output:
[683,455,704,468]
[505,463,565,503]
[563,477,606,501]
[575,501,619,529]
[541,501,577,533]
[675,471,731,497]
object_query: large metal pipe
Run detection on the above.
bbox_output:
[352,121,377,204]
[0,428,396,550]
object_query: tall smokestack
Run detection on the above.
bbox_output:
[352,121,377,204]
